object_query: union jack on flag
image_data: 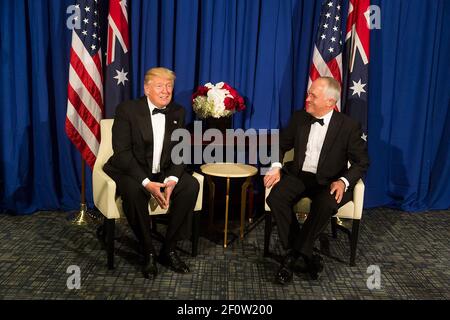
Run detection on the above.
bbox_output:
[104,0,130,118]
[66,0,104,168]
[343,0,370,139]
[307,0,344,111]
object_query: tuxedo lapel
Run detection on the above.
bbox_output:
[136,97,154,147]
[297,115,312,168]
[160,102,175,166]
[318,111,343,170]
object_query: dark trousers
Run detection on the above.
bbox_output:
[108,170,199,256]
[266,167,352,258]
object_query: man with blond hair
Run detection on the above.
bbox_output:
[104,67,199,279]
[264,77,369,284]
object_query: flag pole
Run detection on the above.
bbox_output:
[69,158,90,225]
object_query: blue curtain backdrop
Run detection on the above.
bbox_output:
[0,0,449,214]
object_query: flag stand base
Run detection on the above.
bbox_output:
[67,203,92,226]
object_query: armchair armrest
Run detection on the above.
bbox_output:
[192,172,204,211]
[92,168,121,219]
[352,179,365,220]
[264,186,272,211]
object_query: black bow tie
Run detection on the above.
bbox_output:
[310,117,324,126]
[152,108,168,115]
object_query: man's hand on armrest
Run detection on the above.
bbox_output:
[339,177,349,192]
[330,180,346,204]
[264,165,281,189]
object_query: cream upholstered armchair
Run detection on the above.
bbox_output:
[264,149,365,266]
[93,119,204,269]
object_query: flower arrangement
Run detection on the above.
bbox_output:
[192,82,246,119]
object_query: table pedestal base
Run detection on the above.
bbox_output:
[206,176,253,248]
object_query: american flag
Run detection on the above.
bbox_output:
[343,0,370,139]
[66,0,104,168]
[104,0,130,118]
[307,0,344,111]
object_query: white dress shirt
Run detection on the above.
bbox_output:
[272,110,349,190]
[141,98,178,188]
[302,110,334,174]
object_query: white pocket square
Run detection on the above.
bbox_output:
[173,120,178,124]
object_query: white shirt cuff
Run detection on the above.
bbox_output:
[164,176,179,184]
[142,178,151,187]
[339,177,350,192]
[271,162,282,169]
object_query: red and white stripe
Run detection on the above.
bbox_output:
[107,0,130,66]
[346,0,370,72]
[66,31,104,168]
[307,46,343,111]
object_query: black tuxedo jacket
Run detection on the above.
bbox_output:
[278,110,369,189]
[104,97,186,183]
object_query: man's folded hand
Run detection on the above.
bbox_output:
[163,180,177,208]
[145,181,167,208]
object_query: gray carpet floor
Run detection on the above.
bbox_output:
[0,208,449,300]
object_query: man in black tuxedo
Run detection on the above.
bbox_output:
[104,67,199,279]
[264,77,369,284]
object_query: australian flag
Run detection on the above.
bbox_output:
[104,0,130,118]
[343,0,370,140]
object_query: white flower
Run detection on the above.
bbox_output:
[192,82,244,119]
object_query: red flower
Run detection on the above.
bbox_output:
[222,83,232,91]
[237,101,246,111]
[192,85,209,100]
[222,83,246,112]
[192,82,246,118]
[224,97,236,110]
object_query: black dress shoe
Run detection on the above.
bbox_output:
[275,253,297,285]
[306,254,324,280]
[276,265,293,285]
[292,256,309,274]
[159,251,190,274]
[143,253,158,279]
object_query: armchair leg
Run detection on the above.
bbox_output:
[349,219,360,266]
[191,211,200,257]
[263,211,272,257]
[105,218,115,270]
[96,224,106,245]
